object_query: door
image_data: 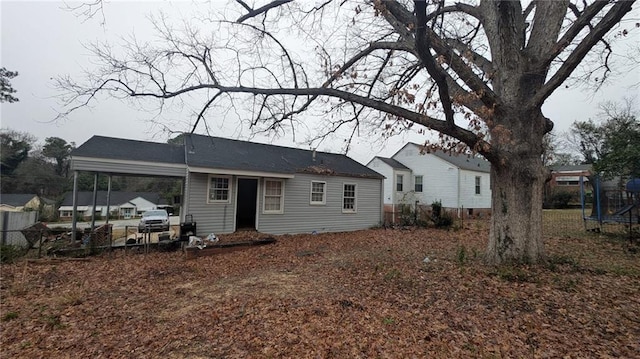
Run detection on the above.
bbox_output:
[236,178,258,230]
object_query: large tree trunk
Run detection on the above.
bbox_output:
[485,108,549,265]
[486,158,546,264]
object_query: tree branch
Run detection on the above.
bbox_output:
[532,0,635,107]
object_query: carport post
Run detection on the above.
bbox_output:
[90,172,99,232]
[105,175,112,225]
[106,175,112,247]
[71,171,79,242]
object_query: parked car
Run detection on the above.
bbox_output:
[138,209,170,232]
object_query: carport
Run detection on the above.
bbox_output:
[69,136,188,241]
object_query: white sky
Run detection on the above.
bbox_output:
[1,1,639,164]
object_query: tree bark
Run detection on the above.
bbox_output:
[486,160,546,264]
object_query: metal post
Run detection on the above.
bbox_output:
[105,175,112,225]
[71,171,79,242]
[90,173,99,232]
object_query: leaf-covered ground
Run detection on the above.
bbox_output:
[1,224,639,358]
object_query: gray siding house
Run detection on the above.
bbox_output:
[71,134,384,235]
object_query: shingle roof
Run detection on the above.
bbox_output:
[71,136,185,164]
[550,164,592,172]
[60,191,167,206]
[71,134,382,179]
[404,144,490,173]
[184,134,383,179]
[431,151,491,173]
[0,194,38,207]
[372,157,411,170]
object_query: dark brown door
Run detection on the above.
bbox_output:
[236,178,258,230]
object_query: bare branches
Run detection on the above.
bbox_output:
[56,0,635,164]
[236,0,294,23]
[532,0,635,107]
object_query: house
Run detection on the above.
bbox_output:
[58,191,167,220]
[0,194,55,213]
[544,164,592,207]
[367,143,491,218]
[70,134,384,235]
[548,164,592,188]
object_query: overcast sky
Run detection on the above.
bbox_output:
[1,1,638,164]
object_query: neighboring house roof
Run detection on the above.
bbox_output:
[401,143,491,173]
[0,194,39,207]
[371,157,411,171]
[431,151,491,173]
[72,136,185,164]
[72,134,383,179]
[60,191,167,207]
[550,164,592,172]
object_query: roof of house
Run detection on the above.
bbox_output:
[184,134,383,178]
[403,143,491,173]
[72,134,383,179]
[72,136,185,164]
[550,164,592,172]
[0,194,39,207]
[60,191,167,206]
[371,157,411,170]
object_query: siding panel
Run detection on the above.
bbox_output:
[258,173,382,235]
[186,173,236,235]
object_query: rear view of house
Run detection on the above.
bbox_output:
[70,134,384,235]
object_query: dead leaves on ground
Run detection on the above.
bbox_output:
[1,224,639,358]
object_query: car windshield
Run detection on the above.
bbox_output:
[143,210,167,217]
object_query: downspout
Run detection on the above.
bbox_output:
[380,176,385,225]
[457,168,461,218]
[182,134,190,223]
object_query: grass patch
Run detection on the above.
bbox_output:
[2,311,19,321]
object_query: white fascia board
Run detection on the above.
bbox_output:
[71,156,187,170]
[59,206,90,211]
[187,166,295,179]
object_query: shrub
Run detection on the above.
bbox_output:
[0,245,25,263]
[551,191,573,209]
[431,200,453,228]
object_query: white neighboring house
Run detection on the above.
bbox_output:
[367,143,491,215]
[58,191,167,220]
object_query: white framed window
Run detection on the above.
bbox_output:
[263,179,284,214]
[396,174,404,192]
[310,181,326,205]
[343,183,357,213]
[475,176,481,195]
[414,175,423,192]
[208,175,231,203]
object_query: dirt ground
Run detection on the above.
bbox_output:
[1,223,639,358]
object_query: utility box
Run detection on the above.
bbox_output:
[180,214,196,241]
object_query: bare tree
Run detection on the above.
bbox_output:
[57,0,637,264]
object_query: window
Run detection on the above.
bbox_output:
[414,175,423,192]
[396,174,404,192]
[343,183,357,213]
[208,176,231,202]
[475,176,481,195]
[310,181,326,205]
[263,179,284,213]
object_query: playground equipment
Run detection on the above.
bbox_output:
[580,176,640,240]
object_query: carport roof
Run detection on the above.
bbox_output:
[72,136,185,164]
